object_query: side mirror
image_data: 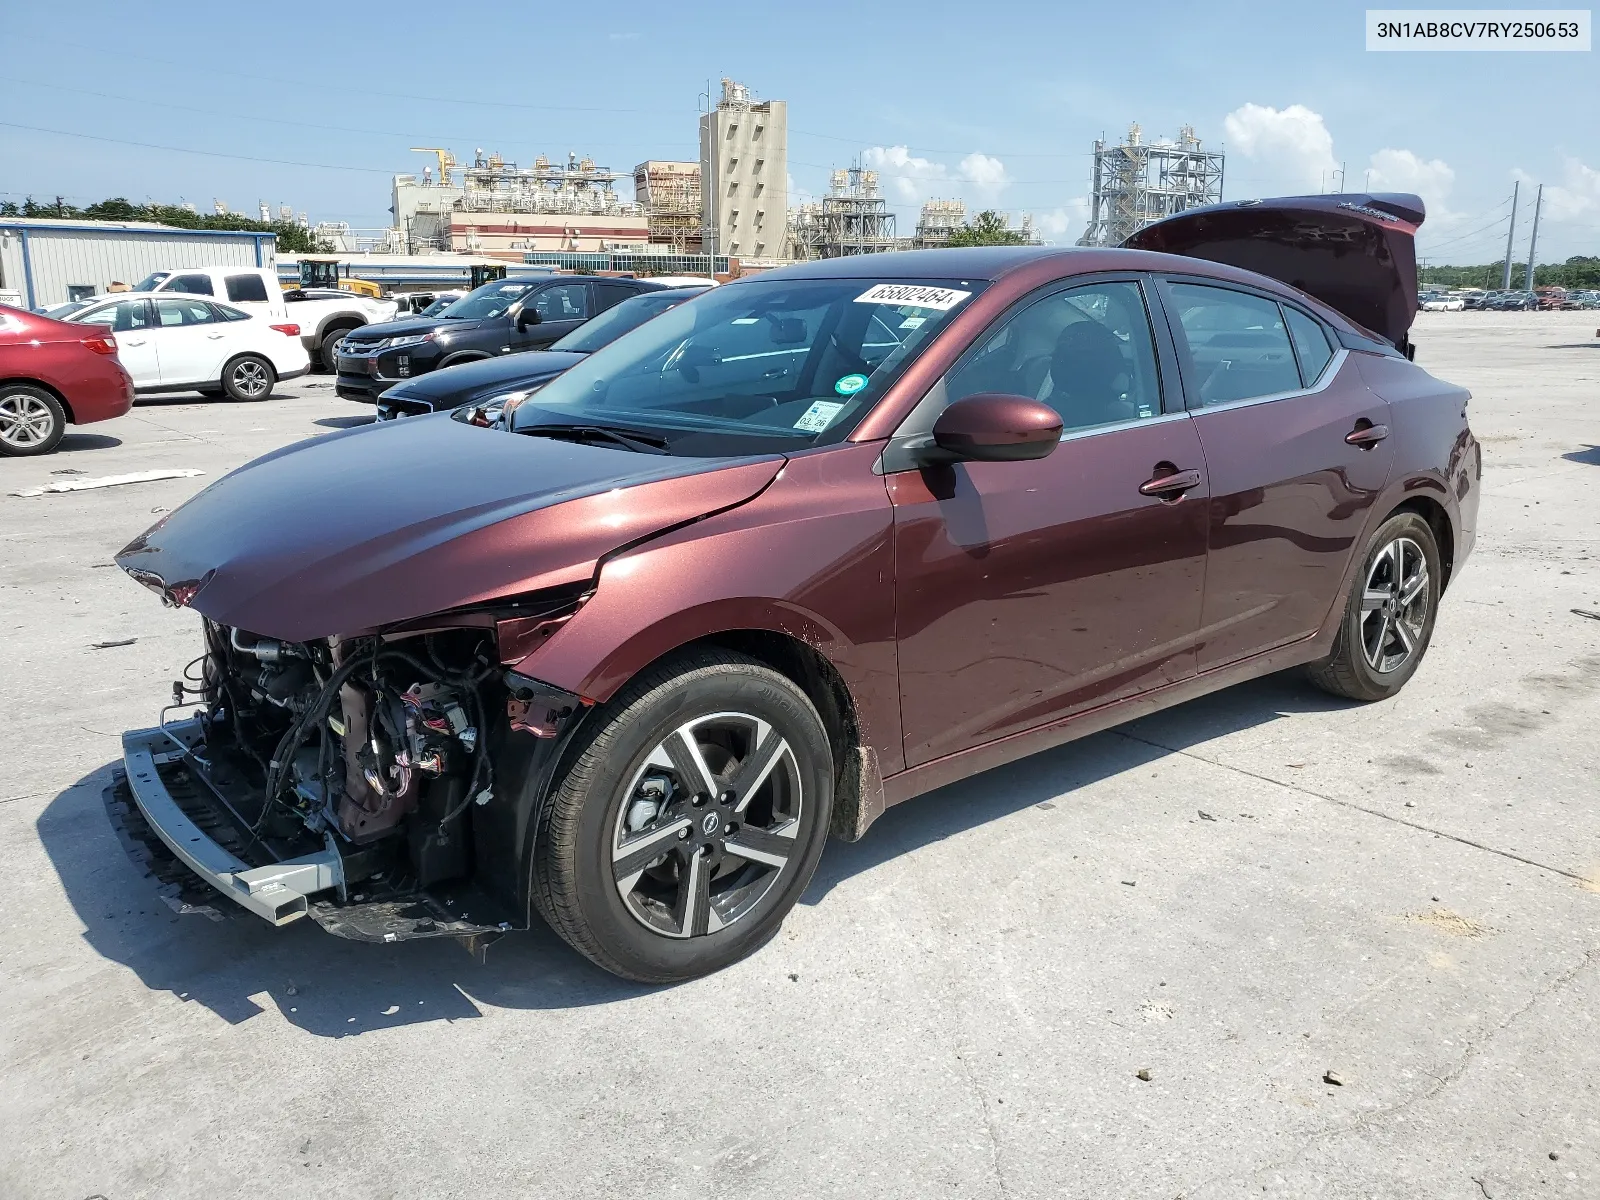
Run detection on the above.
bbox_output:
[517,307,542,329]
[925,393,1062,463]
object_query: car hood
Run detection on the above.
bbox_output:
[383,350,587,403]
[1124,192,1425,347]
[116,417,785,643]
[345,315,495,342]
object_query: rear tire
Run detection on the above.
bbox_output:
[221,355,275,402]
[533,649,834,983]
[0,385,66,456]
[1307,511,1441,701]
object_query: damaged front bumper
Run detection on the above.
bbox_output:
[106,718,521,944]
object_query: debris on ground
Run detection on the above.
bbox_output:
[1405,908,1492,938]
[1121,880,1137,887]
[49,468,85,475]
[90,638,138,650]
[1198,810,1217,821]
[12,468,204,498]
[1573,608,1600,621]
[1135,1068,1152,1081]
[1323,1070,1343,1086]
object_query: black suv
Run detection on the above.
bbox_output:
[334,274,668,402]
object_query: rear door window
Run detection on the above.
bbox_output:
[1164,283,1301,405]
[208,303,252,322]
[166,273,214,296]
[1284,307,1334,385]
[155,298,217,326]
[595,282,638,312]
[225,273,269,303]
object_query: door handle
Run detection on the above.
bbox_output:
[206,332,226,340]
[1346,422,1389,447]
[124,338,146,346]
[1139,467,1202,499]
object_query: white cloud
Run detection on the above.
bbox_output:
[1542,156,1600,221]
[1366,148,1457,218]
[1223,103,1339,194]
[1033,198,1091,243]
[861,145,1012,207]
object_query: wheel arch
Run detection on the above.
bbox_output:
[0,377,74,422]
[438,351,492,369]
[316,314,364,345]
[1385,492,1456,591]
[519,601,891,844]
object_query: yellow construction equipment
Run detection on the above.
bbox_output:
[289,257,384,299]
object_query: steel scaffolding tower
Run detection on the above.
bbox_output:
[1077,124,1224,247]
[790,167,897,259]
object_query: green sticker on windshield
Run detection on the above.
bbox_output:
[834,373,869,396]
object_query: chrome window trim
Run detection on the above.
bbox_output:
[1056,407,1192,444]
[1184,346,1349,416]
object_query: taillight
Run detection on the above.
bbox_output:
[82,334,119,356]
[270,323,301,337]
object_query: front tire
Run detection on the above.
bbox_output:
[0,385,66,456]
[221,355,275,402]
[1307,511,1441,701]
[534,649,834,983]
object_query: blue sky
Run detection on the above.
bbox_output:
[5,0,1597,263]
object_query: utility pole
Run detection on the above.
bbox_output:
[1524,183,1543,295]
[1501,181,1520,291]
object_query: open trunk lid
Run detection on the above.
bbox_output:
[1125,193,1425,350]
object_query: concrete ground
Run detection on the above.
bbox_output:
[1,314,1597,1199]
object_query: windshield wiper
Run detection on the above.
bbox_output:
[516,423,670,454]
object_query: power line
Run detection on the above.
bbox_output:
[6,77,698,153]
[0,121,393,173]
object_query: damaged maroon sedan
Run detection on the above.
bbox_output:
[108,193,1480,982]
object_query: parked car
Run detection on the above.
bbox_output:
[332,274,671,402]
[107,192,1480,983]
[375,286,709,421]
[278,287,401,372]
[62,294,309,400]
[1418,292,1463,311]
[0,304,133,456]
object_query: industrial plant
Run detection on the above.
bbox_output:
[1077,123,1225,247]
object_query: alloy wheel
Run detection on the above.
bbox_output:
[1360,536,1429,674]
[0,394,56,449]
[232,360,270,398]
[611,711,802,939]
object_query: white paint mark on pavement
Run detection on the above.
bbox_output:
[11,469,204,498]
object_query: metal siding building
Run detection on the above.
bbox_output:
[0,219,276,308]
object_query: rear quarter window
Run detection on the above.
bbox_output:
[1284,307,1334,385]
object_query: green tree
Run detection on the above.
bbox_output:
[7,194,330,253]
[946,210,1027,247]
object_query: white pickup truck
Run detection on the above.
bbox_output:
[133,267,399,372]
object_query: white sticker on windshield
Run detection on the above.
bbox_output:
[731,317,760,324]
[854,283,972,311]
[898,315,926,329]
[794,400,845,433]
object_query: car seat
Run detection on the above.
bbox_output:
[1049,322,1135,430]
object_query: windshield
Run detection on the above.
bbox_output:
[551,290,700,354]
[509,276,983,454]
[436,280,540,320]
[133,272,171,293]
[418,295,459,317]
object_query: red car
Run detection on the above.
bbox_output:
[107,193,1479,982]
[0,304,134,456]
